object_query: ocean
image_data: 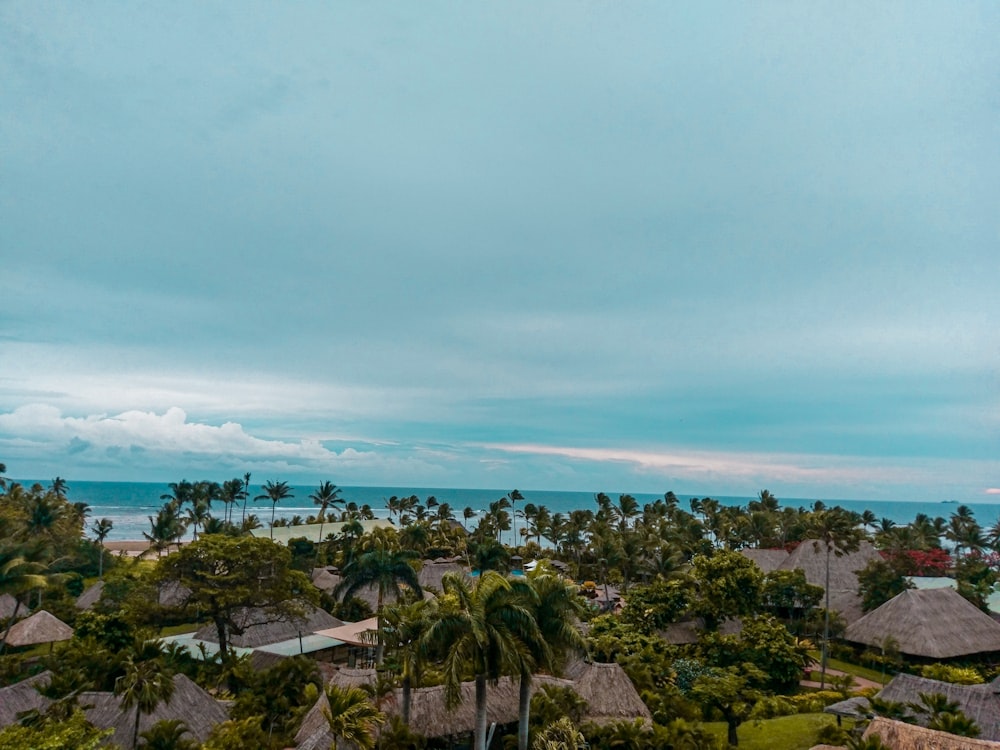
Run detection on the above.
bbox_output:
[15,480,1000,544]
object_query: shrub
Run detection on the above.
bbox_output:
[920,663,984,684]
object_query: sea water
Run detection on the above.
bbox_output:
[14,479,1000,543]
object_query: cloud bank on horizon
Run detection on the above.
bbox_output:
[1,3,997,501]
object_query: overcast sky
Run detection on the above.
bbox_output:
[2,2,998,501]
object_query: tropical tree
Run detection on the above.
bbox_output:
[806,507,863,687]
[153,535,316,666]
[91,517,114,579]
[255,480,294,540]
[310,481,344,543]
[517,568,587,750]
[0,542,50,651]
[114,655,176,750]
[137,719,198,750]
[334,546,423,664]
[381,598,436,726]
[424,571,542,750]
[323,685,384,750]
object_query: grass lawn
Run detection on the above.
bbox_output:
[704,713,851,750]
[158,622,201,636]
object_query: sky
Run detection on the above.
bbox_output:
[1,2,998,502]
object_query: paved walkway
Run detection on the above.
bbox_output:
[800,667,883,691]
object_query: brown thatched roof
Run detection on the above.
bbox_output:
[0,671,52,727]
[75,580,105,610]
[660,617,742,645]
[779,539,882,592]
[563,661,652,726]
[82,673,229,750]
[3,610,73,647]
[311,567,342,595]
[740,548,790,573]
[874,673,1000,740]
[193,602,343,648]
[294,691,334,750]
[0,593,30,621]
[844,588,1000,659]
[417,561,469,592]
[863,716,1000,749]
[328,667,378,690]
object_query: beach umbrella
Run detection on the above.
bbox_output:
[2,609,74,648]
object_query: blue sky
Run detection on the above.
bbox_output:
[1,2,998,501]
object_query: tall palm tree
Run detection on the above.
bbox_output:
[219,478,247,525]
[310,481,344,543]
[423,571,541,750]
[381,598,436,726]
[91,518,114,579]
[241,472,252,525]
[0,542,50,652]
[807,507,862,688]
[255,480,293,540]
[323,685,384,750]
[114,656,175,750]
[334,546,423,664]
[516,568,587,750]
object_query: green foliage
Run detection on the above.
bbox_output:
[0,709,112,750]
[532,716,586,750]
[323,684,385,750]
[153,535,317,662]
[699,615,809,691]
[919,663,983,684]
[761,569,823,628]
[955,556,998,611]
[73,610,137,651]
[690,664,767,747]
[201,716,274,750]
[138,719,198,750]
[856,558,912,612]
[229,656,322,742]
[689,550,763,630]
[620,578,691,632]
[530,684,588,729]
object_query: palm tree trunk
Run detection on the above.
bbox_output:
[517,671,531,750]
[821,545,831,689]
[0,598,22,654]
[133,703,141,750]
[402,675,412,726]
[474,673,488,750]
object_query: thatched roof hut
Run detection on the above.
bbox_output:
[0,671,52,727]
[328,667,378,690]
[294,691,335,750]
[417,560,469,593]
[740,548,790,573]
[82,673,228,750]
[872,673,1000,740]
[844,588,1000,659]
[193,602,343,648]
[75,580,105,610]
[564,661,652,726]
[0,593,30,621]
[660,617,742,645]
[779,539,882,591]
[2,610,73,648]
[311,567,342,595]
[863,716,1000,749]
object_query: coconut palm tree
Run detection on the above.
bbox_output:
[335,546,423,664]
[0,542,50,652]
[255,480,293,541]
[516,568,587,750]
[323,685,385,750]
[219,478,247,526]
[807,507,862,688]
[241,472,252,525]
[91,517,113,579]
[423,570,541,750]
[114,656,175,750]
[381,598,436,726]
[310,481,344,543]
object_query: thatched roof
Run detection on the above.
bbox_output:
[328,667,378,690]
[563,661,652,726]
[158,580,191,607]
[3,610,73,647]
[844,588,1000,658]
[193,602,343,648]
[740,548,790,573]
[823,695,871,720]
[75,580,105,610]
[863,716,1000,749]
[311,567,342,594]
[0,593,30,621]
[874,673,1000,740]
[294,691,334,750]
[659,617,742,645]
[417,561,469,592]
[0,671,52,727]
[779,539,882,592]
[82,673,229,750]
